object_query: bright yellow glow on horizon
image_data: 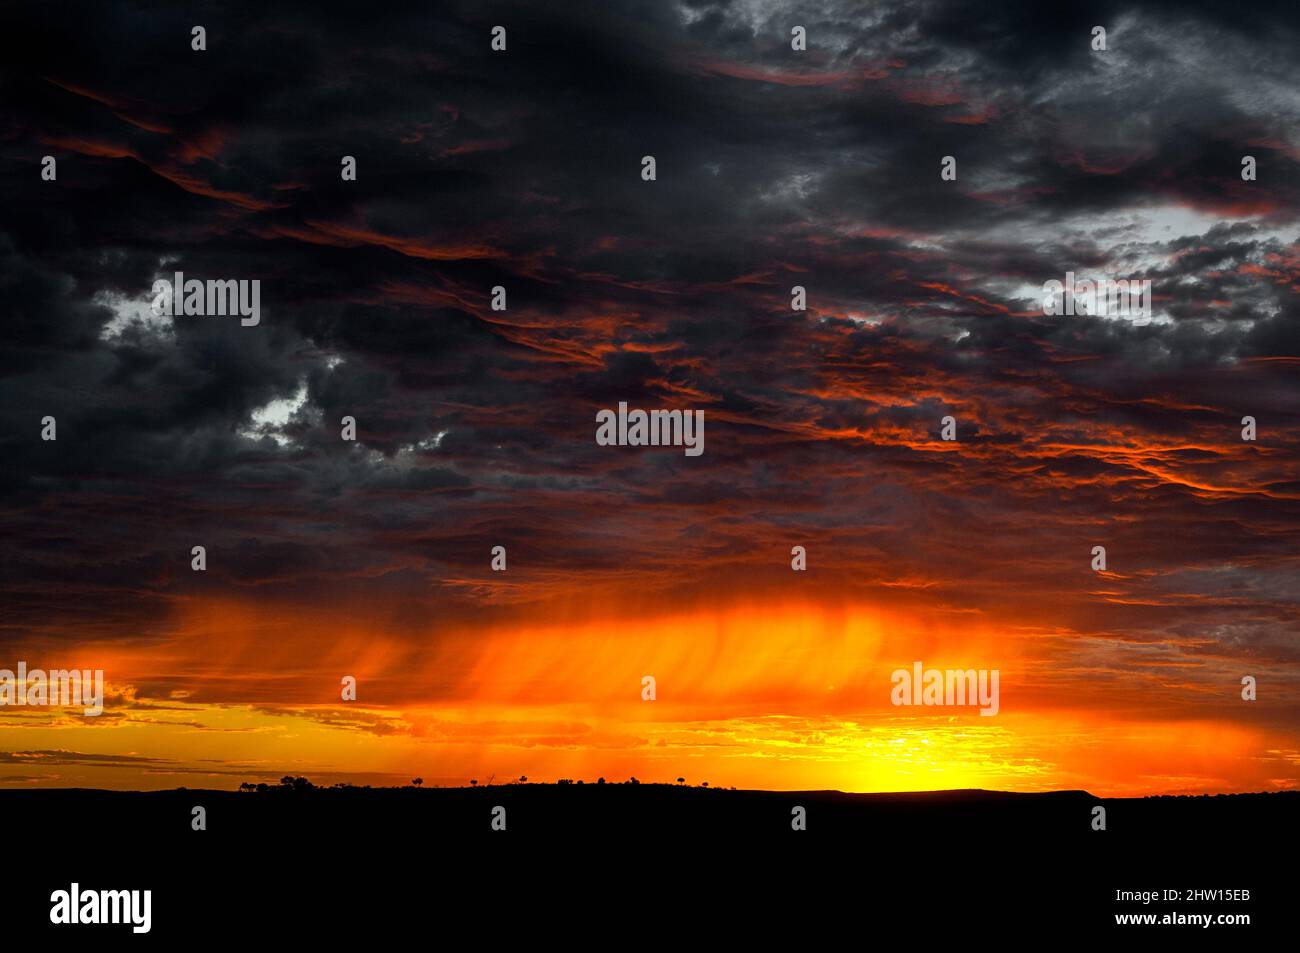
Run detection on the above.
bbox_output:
[1,597,1294,795]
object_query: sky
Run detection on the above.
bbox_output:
[1,0,1298,795]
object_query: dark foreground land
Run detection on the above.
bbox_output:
[5,785,1295,940]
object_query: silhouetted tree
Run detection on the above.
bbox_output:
[470,779,478,786]
[597,777,605,785]
[412,778,423,787]
[272,775,314,792]
[676,777,685,785]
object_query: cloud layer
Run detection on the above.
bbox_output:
[1,0,1297,792]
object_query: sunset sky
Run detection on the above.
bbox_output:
[2,0,1298,795]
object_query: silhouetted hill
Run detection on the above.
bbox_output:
[6,782,1293,840]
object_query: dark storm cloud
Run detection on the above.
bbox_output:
[0,0,1296,685]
